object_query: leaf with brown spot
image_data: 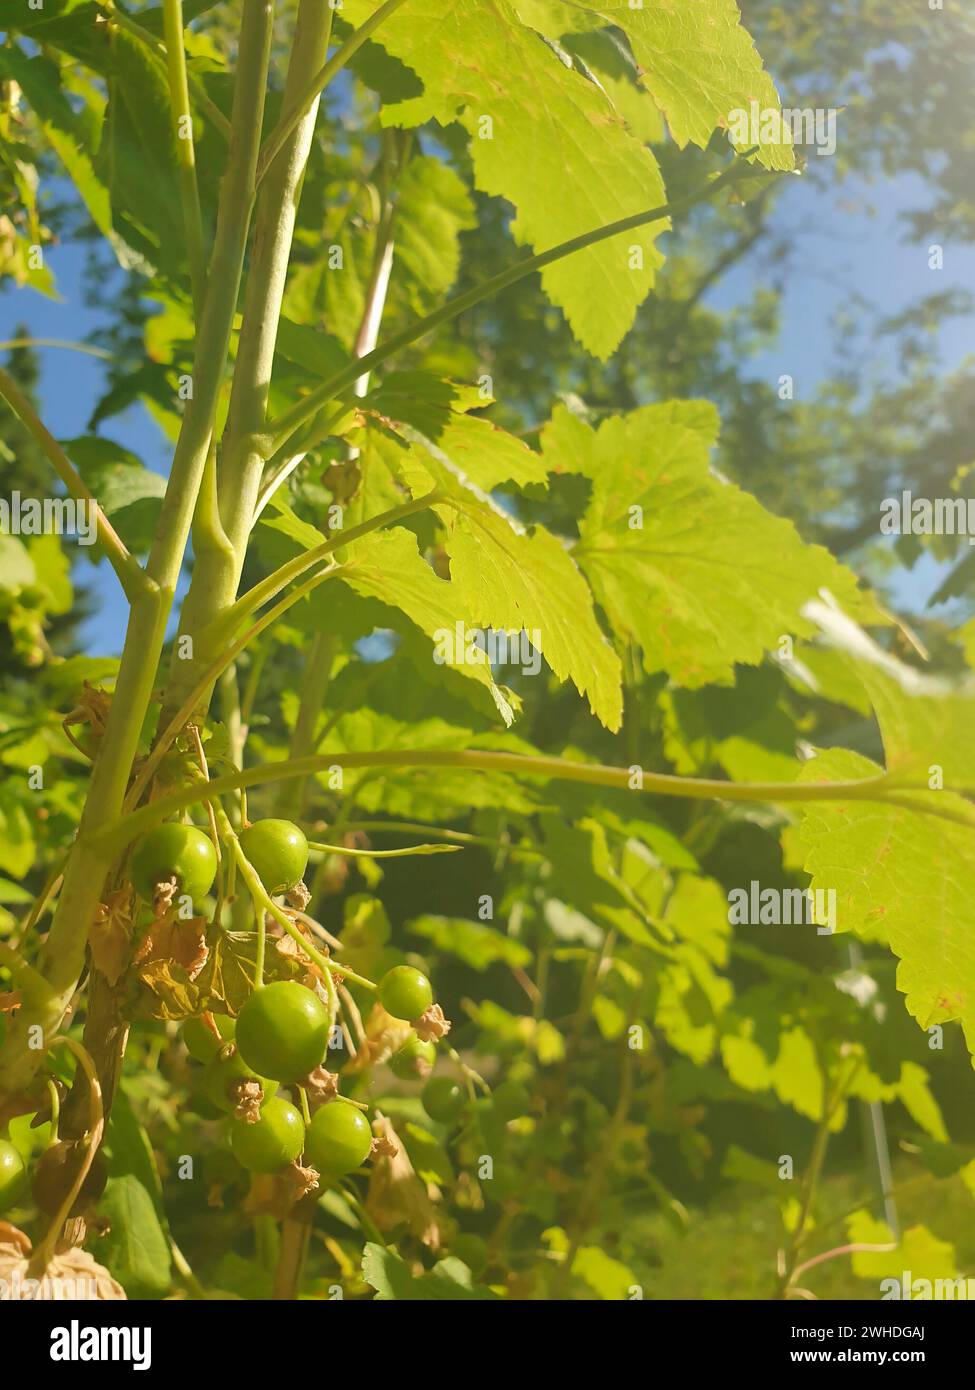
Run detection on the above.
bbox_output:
[132,959,201,1021]
[89,889,135,986]
[132,910,208,980]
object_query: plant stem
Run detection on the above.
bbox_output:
[215,805,375,990]
[28,1037,103,1278]
[0,365,146,601]
[0,0,276,1097]
[277,632,335,818]
[268,152,761,452]
[256,0,411,180]
[201,489,441,646]
[126,563,342,810]
[161,0,207,310]
[98,753,904,854]
[775,1055,862,1297]
[164,0,334,725]
[307,839,461,858]
[101,0,232,139]
[272,1194,316,1299]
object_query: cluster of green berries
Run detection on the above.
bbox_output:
[184,981,372,1178]
[129,816,310,904]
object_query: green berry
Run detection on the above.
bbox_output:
[182,1014,235,1064]
[236,981,330,1082]
[239,819,308,894]
[492,1079,531,1121]
[305,1102,372,1176]
[230,1098,305,1173]
[452,1233,488,1275]
[389,1036,436,1080]
[0,1139,27,1212]
[378,965,433,1021]
[204,1047,264,1113]
[422,1076,465,1124]
[130,823,217,902]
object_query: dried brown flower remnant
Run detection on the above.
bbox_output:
[303,1065,340,1104]
[366,1113,440,1250]
[413,1003,452,1043]
[244,1163,320,1219]
[345,1003,411,1073]
[232,1078,265,1124]
[284,880,312,912]
[0,1240,125,1300]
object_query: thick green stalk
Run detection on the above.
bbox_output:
[0,0,276,1096]
[165,0,334,723]
[97,754,903,856]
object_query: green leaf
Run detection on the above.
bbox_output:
[844,657,975,795]
[94,26,186,277]
[0,536,36,591]
[339,527,515,724]
[346,0,668,358]
[571,1245,637,1299]
[561,29,665,145]
[846,1211,958,1286]
[0,46,142,272]
[0,877,32,904]
[398,443,623,728]
[545,402,874,688]
[106,1085,166,1212]
[408,914,532,969]
[361,1242,501,1299]
[582,0,795,170]
[0,785,36,878]
[400,1121,455,1185]
[362,374,547,490]
[800,747,975,1060]
[392,155,477,313]
[90,1175,173,1299]
[63,436,166,552]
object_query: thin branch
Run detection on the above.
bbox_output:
[203,488,442,644]
[267,151,765,452]
[0,365,150,602]
[256,0,411,181]
[0,338,116,361]
[101,1,232,140]
[162,0,207,310]
[99,751,903,854]
[125,564,342,810]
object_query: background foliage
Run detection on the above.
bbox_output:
[0,0,973,1301]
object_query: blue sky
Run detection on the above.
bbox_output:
[2,155,972,656]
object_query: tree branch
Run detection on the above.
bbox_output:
[267,151,767,453]
[0,364,150,603]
